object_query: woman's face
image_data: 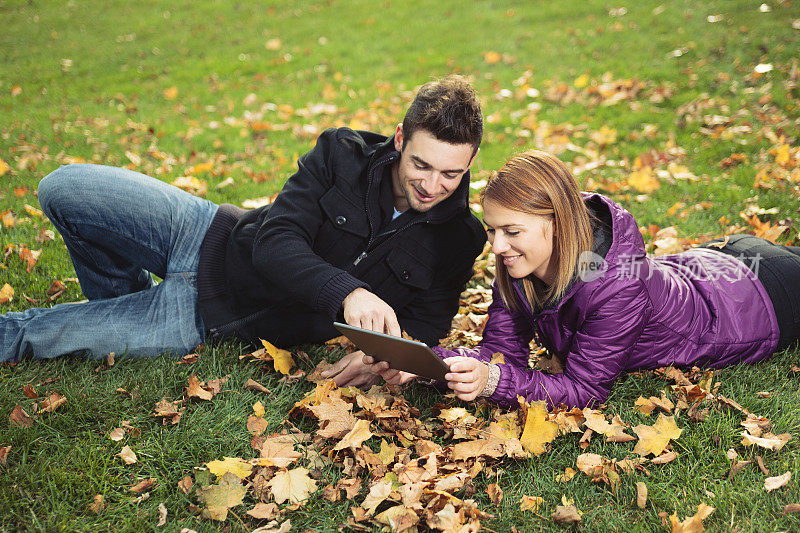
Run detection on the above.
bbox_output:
[483,199,556,283]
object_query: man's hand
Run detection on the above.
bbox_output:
[342,288,402,337]
[443,356,490,401]
[320,350,381,387]
[362,354,417,385]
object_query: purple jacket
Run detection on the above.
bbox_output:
[433,194,779,408]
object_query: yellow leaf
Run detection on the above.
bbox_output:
[765,471,791,492]
[519,400,558,455]
[483,50,502,64]
[206,457,253,479]
[197,473,246,521]
[171,176,207,197]
[634,396,656,415]
[253,401,265,417]
[520,495,544,512]
[574,73,590,88]
[1,210,15,228]
[632,414,682,456]
[116,445,138,465]
[186,162,213,174]
[628,166,660,193]
[333,419,373,451]
[163,86,178,100]
[0,158,10,176]
[267,466,317,504]
[669,503,714,533]
[775,144,790,166]
[0,283,13,304]
[260,339,294,375]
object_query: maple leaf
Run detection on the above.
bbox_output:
[375,505,419,531]
[267,467,317,504]
[186,374,213,400]
[396,452,438,484]
[255,435,302,468]
[452,436,505,461]
[628,166,659,193]
[260,339,294,375]
[0,283,13,304]
[206,457,253,479]
[519,400,558,455]
[9,405,33,428]
[333,419,373,451]
[632,414,682,456]
[116,445,138,465]
[669,503,714,532]
[309,396,358,439]
[520,495,544,512]
[197,472,246,521]
[361,479,392,516]
[765,471,791,492]
[18,247,42,272]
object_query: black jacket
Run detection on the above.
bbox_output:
[196,127,486,347]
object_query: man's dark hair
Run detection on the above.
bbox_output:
[402,75,483,153]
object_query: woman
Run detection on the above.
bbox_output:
[370,149,800,408]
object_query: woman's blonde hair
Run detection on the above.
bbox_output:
[481,149,593,311]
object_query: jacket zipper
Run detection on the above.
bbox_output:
[351,218,428,267]
[351,151,398,267]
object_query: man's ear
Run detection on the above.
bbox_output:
[394,123,404,152]
[466,147,480,169]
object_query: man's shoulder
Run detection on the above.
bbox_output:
[431,209,487,257]
[321,127,390,157]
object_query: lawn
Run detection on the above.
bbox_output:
[2,0,800,531]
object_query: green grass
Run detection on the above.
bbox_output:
[2,0,800,531]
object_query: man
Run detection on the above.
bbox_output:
[0,75,486,386]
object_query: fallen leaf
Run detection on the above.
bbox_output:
[171,176,207,197]
[89,494,105,514]
[23,204,43,217]
[669,503,714,532]
[110,428,125,441]
[197,472,246,521]
[157,503,167,526]
[487,483,503,505]
[636,482,647,509]
[633,414,682,456]
[1,211,15,229]
[520,495,544,512]
[178,476,193,494]
[260,339,294,375]
[9,405,33,428]
[361,479,392,515]
[248,415,269,436]
[116,445,138,465]
[651,450,678,464]
[552,504,582,524]
[628,166,659,193]
[267,467,317,504]
[186,374,213,401]
[245,378,270,394]
[247,502,279,520]
[556,467,577,482]
[0,158,9,176]
[0,445,9,466]
[333,419,373,451]
[452,437,505,461]
[129,478,157,493]
[0,283,14,304]
[163,86,178,100]
[255,435,302,468]
[519,400,558,455]
[18,247,42,272]
[22,385,37,399]
[740,431,791,451]
[765,471,791,492]
[206,457,253,479]
[784,504,800,514]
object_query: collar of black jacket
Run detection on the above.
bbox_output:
[368,133,474,225]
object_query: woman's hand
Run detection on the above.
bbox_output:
[443,356,490,401]
[362,354,418,385]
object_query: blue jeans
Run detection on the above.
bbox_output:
[0,164,218,363]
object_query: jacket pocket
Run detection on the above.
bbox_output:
[375,246,436,309]
[314,186,370,259]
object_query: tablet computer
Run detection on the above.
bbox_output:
[333,322,449,382]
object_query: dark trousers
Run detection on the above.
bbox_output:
[702,235,800,352]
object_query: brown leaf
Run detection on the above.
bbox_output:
[333,419,373,451]
[520,495,543,512]
[765,471,791,492]
[245,378,271,394]
[247,502,279,520]
[552,504,582,524]
[0,445,10,466]
[153,399,182,425]
[669,503,714,532]
[18,247,42,272]
[651,451,678,464]
[728,459,753,480]
[186,374,213,401]
[0,283,14,304]
[247,415,269,437]
[116,445,138,465]
[177,476,193,494]
[22,384,37,399]
[9,405,33,428]
[636,482,647,509]
[255,435,301,468]
[452,436,505,461]
[756,455,770,476]
[109,427,125,441]
[487,483,503,505]
[129,478,157,493]
[89,494,106,514]
[784,504,800,514]
[157,502,167,527]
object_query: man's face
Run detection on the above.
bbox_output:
[391,125,476,213]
